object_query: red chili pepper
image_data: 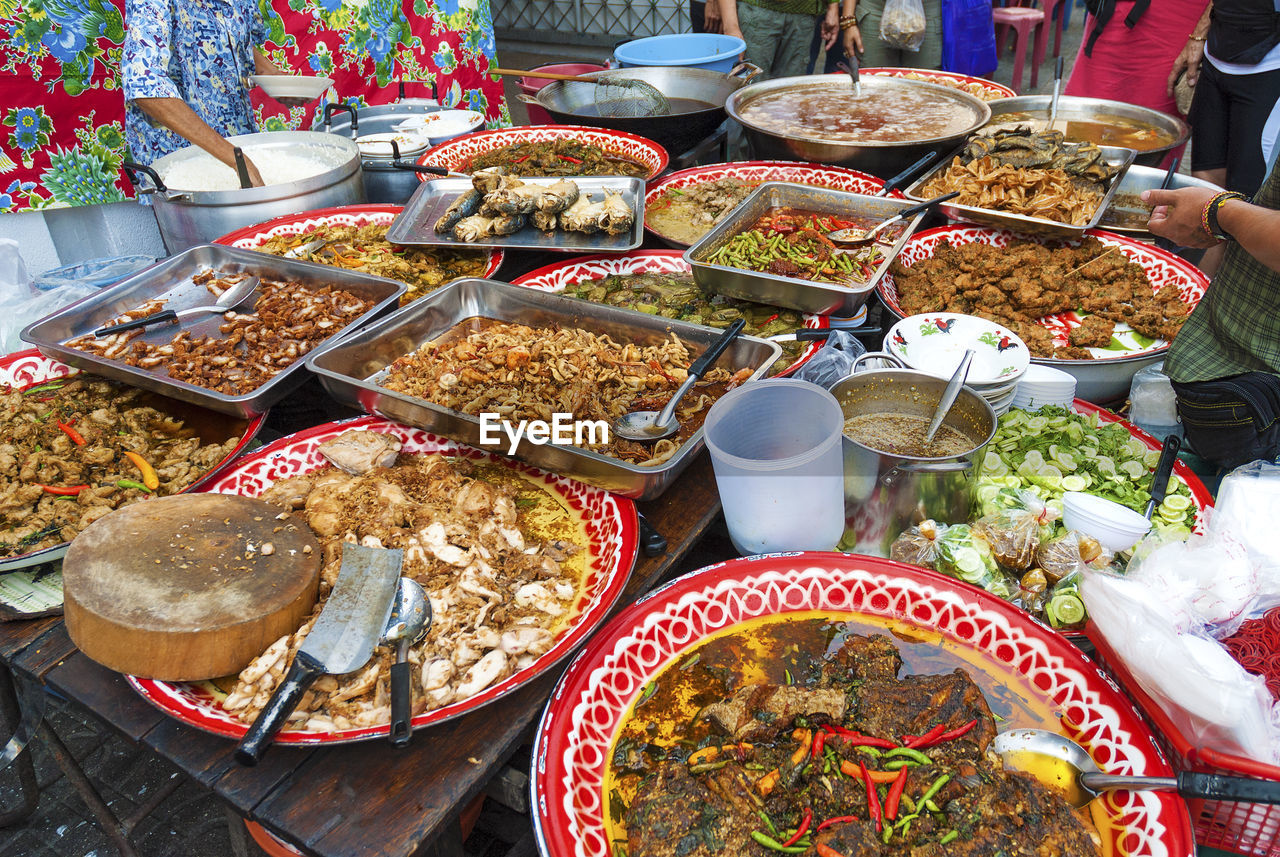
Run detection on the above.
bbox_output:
[811,729,826,760]
[934,718,979,744]
[781,807,812,847]
[763,313,779,325]
[816,815,858,832]
[903,724,947,749]
[858,760,883,832]
[815,844,847,857]
[884,766,908,820]
[38,483,88,496]
[559,155,583,164]
[823,724,898,749]
[56,420,86,446]
[513,155,531,163]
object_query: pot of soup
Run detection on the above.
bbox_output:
[831,365,996,557]
[985,95,1189,167]
[726,74,990,176]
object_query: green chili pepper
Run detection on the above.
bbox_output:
[116,479,153,493]
[758,811,778,836]
[749,830,807,853]
[885,747,932,765]
[920,774,950,807]
[940,830,959,845]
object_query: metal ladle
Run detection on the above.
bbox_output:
[380,577,431,747]
[923,348,974,445]
[93,275,260,337]
[827,191,961,246]
[614,319,746,442]
[994,729,1280,808]
[1047,56,1065,133]
[837,58,861,98]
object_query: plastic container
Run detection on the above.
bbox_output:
[613,34,746,73]
[518,63,608,125]
[703,378,846,555]
[31,255,156,291]
[1129,362,1184,443]
[1061,491,1152,552]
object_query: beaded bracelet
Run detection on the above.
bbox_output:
[840,18,859,30]
[839,14,857,25]
[1201,191,1247,241]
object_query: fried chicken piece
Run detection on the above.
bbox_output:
[1055,345,1095,360]
[1068,315,1115,348]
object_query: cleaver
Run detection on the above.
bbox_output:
[235,543,402,765]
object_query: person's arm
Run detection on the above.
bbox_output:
[821,2,840,50]
[719,0,742,42]
[1167,2,1212,96]
[840,0,863,57]
[132,97,265,185]
[1143,186,1280,273]
[704,0,722,33]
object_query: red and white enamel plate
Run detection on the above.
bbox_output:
[510,249,827,376]
[0,349,265,572]
[127,416,639,745]
[862,67,1016,102]
[213,203,503,292]
[879,225,1209,363]
[642,160,901,248]
[417,125,669,182]
[532,553,1197,857]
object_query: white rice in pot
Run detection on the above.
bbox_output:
[159,145,346,191]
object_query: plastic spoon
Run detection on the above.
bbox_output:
[827,191,960,245]
[923,349,974,445]
[614,319,746,442]
[93,275,259,337]
[379,577,430,747]
[1144,434,1182,519]
[994,729,1280,808]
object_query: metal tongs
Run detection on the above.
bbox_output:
[837,58,861,98]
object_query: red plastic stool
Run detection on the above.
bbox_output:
[993,6,1046,94]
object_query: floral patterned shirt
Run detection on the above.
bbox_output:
[122,0,266,165]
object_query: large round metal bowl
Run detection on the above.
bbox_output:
[726,75,991,176]
[986,95,1189,167]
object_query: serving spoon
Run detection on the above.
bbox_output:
[994,729,1280,808]
[380,577,431,747]
[837,58,861,98]
[93,275,259,337]
[614,319,746,442]
[923,348,974,445]
[827,192,960,246]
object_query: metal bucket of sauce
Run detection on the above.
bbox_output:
[831,364,996,556]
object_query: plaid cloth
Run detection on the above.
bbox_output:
[1164,163,1280,383]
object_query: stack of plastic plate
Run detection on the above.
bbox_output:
[1011,364,1077,411]
[885,313,1029,416]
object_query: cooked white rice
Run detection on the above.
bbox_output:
[160,145,344,191]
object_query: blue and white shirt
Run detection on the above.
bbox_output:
[122,0,265,165]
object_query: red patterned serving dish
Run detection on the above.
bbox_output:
[510,249,827,376]
[0,349,265,572]
[862,67,1016,102]
[127,415,638,745]
[532,553,1197,857]
[417,125,669,182]
[642,160,900,248]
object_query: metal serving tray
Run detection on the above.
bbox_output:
[305,278,781,500]
[905,143,1137,239]
[386,176,645,252]
[683,182,927,316]
[21,244,405,418]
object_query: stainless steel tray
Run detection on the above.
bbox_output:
[21,244,405,418]
[386,176,645,252]
[683,182,926,316]
[1098,164,1224,236]
[905,143,1136,239]
[305,278,782,500]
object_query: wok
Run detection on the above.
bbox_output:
[986,95,1189,167]
[519,63,761,157]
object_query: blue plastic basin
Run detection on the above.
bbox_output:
[613,34,745,73]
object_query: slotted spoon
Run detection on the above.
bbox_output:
[491,67,670,118]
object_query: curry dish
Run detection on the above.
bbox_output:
[607,616,1101,857]
[465,139,650,178]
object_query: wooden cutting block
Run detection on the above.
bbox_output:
[63,493,321,681]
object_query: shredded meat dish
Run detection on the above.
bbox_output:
[465,139,650,178]
[0,376,242,558]
[890,237,1189,359]
[611,622,1101,857]
[66,271,377,395]
[224,430,587,732]
[255,223,489,305]
[378,320,752,466]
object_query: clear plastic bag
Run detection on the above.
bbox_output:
[1212,460,1280,618]
[1125,528,1259,638]
[935,524,1017,600]
[1036,530,1110,584]
[0,239,99,354]
[890,519,945,567]
[973,490,1056,570]
[789,330,867,390]
[880,0,927,51]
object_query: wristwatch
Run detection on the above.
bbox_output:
[1206,191,1247,242]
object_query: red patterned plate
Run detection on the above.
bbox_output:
[510,249,827,376]
[127,416,638,745]
[532,553,1196,857]
[879,225,1209,363]
[862,67,1016,101]
[0,349,264,572]
[213,204,503,297]
[418,125,669,182]
[643,160,901,248]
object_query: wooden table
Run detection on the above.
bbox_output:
[0,454,723,857]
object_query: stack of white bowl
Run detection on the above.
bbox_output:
[885,313,1029,416]
[1011,364,1077,411]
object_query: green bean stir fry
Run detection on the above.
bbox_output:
[707,208,885,285]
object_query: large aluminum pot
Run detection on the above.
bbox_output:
[832,364,996,557]
[316,102,444,203]
[727,75,990,177]
[986,96,1189,167]
[521,63,762,157]
[126,131,363,253]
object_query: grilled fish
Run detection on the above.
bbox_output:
[435,189,482,234]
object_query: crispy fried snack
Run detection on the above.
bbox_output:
[918,156,1103,226]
